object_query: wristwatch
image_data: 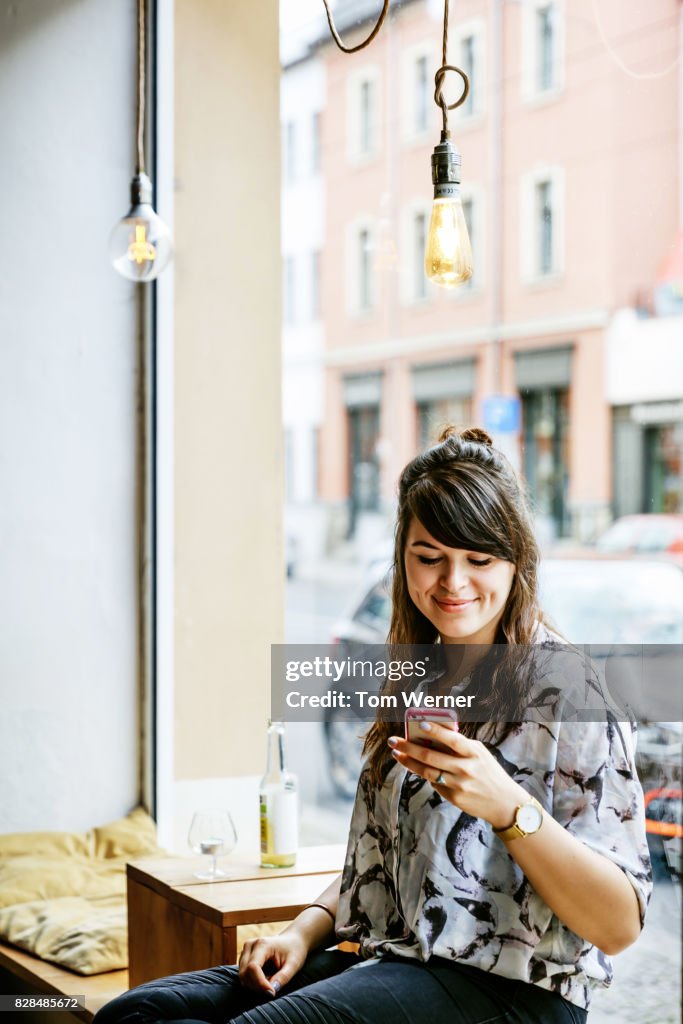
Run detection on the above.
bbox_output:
[493,797,544,841]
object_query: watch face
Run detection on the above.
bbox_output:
[517,802,543,834]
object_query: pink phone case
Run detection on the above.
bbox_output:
[404,707,459,748]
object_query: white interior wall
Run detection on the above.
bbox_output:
[0,0,140,831]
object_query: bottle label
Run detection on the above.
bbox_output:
[260,790,298,856]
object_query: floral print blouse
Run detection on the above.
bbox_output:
[335,630,653,1011]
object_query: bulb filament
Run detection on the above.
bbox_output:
[128,224,157,265]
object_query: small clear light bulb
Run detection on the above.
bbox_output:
[109,173,172,282]
[425,132,472,289]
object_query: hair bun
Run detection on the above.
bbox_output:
[437,425,494,447]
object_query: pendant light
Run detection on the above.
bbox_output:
[424,0,473,289]
[109,0,172,282]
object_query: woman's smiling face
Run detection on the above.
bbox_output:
[404,517,516,645]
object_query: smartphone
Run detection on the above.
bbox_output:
[404,708,459,751]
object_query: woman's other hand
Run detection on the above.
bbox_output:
[388,723,526,829]
[238,931,308,996]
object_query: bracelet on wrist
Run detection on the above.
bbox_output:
[303,902,336,927]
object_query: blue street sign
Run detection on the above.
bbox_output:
[482,395,521,434]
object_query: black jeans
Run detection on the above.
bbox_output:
[93,950,588,1024]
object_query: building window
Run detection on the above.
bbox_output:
[311,250,321,320]
[414,212,427,300]
[311,426,320,500]
[537,5,555,91]
[359,79,375,156]
[460,35,476,117]
[417,397,473,451]
[521,167,563,281]
[311,111,321,175]
[415,55,429,134]
[359,228,373,311]
[283,121,296,183]
[449,21,484,121]
[284,428,295,501]
[348,69,379,162]
[536,180,553,275]
[522,0,564,101]
[283,256,295,325]
[446,189,482,294]
[346,221,376,315]
[461,197,475,289]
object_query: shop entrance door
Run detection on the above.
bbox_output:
[644,423,683,513]
[348,405,380,537]
[522,388,570,539]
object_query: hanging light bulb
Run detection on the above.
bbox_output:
[425,132,472,288]
[425,2,472,289]
[110,0,172,282]
[109,173,172,282]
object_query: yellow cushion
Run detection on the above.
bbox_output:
[0,830,92,859]
[0,896,127,975]
[0,808,161,910]
[90,807,158,860]
[0,807,164,973]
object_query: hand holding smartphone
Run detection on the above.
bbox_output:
[404,708,459,752]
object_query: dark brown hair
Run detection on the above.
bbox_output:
[363,426,545,785]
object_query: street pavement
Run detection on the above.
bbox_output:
[286,560,683,1024]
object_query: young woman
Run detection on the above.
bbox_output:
[96,427,651,1024]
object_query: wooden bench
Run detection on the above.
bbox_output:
[0,844,346,1019]
[0,941,128,1022]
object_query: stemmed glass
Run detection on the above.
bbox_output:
[188,810,238,881]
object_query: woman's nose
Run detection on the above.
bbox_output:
[439,560,468,592]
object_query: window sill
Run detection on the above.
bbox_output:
[348,306,377,321]
[403,293,434,309]
[521,85,565,110]
[452,112,486,132]
[522,271,564,290]
[402,129,432,149]
[346,150,380,168]
[448,282,484,301]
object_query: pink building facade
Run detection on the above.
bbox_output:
[313,0,679,545]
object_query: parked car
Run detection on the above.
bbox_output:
[595,514,683,568]
[325,558,683,800]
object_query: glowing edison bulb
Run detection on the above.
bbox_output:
[425,195,473,288]
[109,173,172,282]
[128,224,157,265]
[425,132,473,289]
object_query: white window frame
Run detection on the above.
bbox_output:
[400,199,433,306]
[520,165,565,284]
[283,120,296,184]
[521,0,565,105]
[345,217,378,317]
[283,254,296,325]
[400,40,438,145]
[311,110,321,177]
[450,18,486,127]
[346,66,380,164]
[310,249,321,321]
[455,183,485,297]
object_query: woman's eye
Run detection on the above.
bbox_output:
[417,556,442,566]
[469,557,493,567]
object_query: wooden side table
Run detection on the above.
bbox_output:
[127,844,345,986]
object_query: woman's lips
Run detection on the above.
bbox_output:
[433,597,478,612]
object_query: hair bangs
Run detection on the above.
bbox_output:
[407,472,513,562]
